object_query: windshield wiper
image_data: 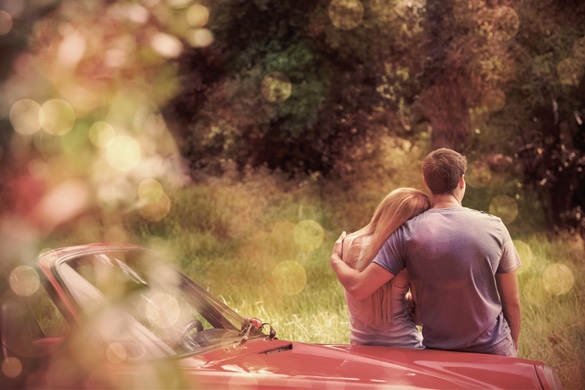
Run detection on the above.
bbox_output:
[236,317,277,347]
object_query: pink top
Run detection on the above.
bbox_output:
[343,234,422,348]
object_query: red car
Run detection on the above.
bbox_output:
[1,244,562,389]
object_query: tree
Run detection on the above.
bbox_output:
[163,0,428,177]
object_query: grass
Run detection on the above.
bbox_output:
[115,164,585,389]
[44,152,584,389]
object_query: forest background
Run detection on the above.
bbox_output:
[0,0,584,388]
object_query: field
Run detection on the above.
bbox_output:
[108,164,585,390]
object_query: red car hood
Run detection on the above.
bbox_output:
[171,339,554,389]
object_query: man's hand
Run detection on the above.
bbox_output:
[329,231,346,268]
[329,231,395,300]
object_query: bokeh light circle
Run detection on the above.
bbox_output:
[573,36,585,61]
[261,72,292,103]
[272,261,307,296]
[492,6,520,41]
[10,99,42,135]
[512,240,533,274]
[542,263,574,296]
[150,32,183,58]
[186,4,209,27]
[523,277,550,307]
[106,343,127,364]
[9,266,40,297]
[293,220,324,252]
[138,178,164,203]
[328,0,364,30]
[0,10,13,36]
[139,191,171,221]
[489,195,518,224]
[557,58,584,86]
[106,135,141,172]
[1,357,22,378]
[481,87,506,112]
[189,28,214,48]
[41,99,76,136]
[466,160,491,188]
[89,121,115,148]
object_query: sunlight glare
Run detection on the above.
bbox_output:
[272,261,307,296]
[228,374,258,389]
[10,99,42,135]
[89,121,116,148]
[145,293,181,328]
[106,135,141,172]
[285,377,312,388]
[328,0,364,30]
[293,220,324,252]
[125,3,149,24]
[35,180,90,230]
[167,0,191,8]
[57,26,86,67]
[261,72,292,103]
[41,99,76,136]
[9,266,40,297]
[105,48,129,68]
[542,263,574,296]
[488,195,518,225]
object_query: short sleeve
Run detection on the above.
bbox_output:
[373,228,406,276]
[496,228,522,274]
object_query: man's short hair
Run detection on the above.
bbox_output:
[422,148,467,195]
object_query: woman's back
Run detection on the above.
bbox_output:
[342,232,423,348]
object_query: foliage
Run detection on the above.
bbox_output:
[160,0,585,235]
[509,0,585,235]
[163,0,428,177]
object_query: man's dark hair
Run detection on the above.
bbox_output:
[422,148,467,195]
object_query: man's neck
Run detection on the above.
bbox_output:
[431,194,462,209]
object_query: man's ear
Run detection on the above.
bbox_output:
[423,177,429,191]
[459,175,466,189]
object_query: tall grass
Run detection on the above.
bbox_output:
[119,153,584,389]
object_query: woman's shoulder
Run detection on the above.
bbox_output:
[343,232,370,267]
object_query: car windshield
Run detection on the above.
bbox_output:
[53,248,267,361]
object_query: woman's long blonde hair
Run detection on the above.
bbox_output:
[345,187,430,326]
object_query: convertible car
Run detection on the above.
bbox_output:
[1,244,562,389]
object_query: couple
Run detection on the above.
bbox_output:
[330,148,522,357]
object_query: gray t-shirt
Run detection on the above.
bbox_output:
[373,207,521,353]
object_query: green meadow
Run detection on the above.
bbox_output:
[98,157,585,390]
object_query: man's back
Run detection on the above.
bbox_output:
[374,207,521,353]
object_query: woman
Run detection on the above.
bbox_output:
[341,187,430,348]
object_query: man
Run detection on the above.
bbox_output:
[330,148,521,356]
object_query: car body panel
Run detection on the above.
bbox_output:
[1,244,562,389]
